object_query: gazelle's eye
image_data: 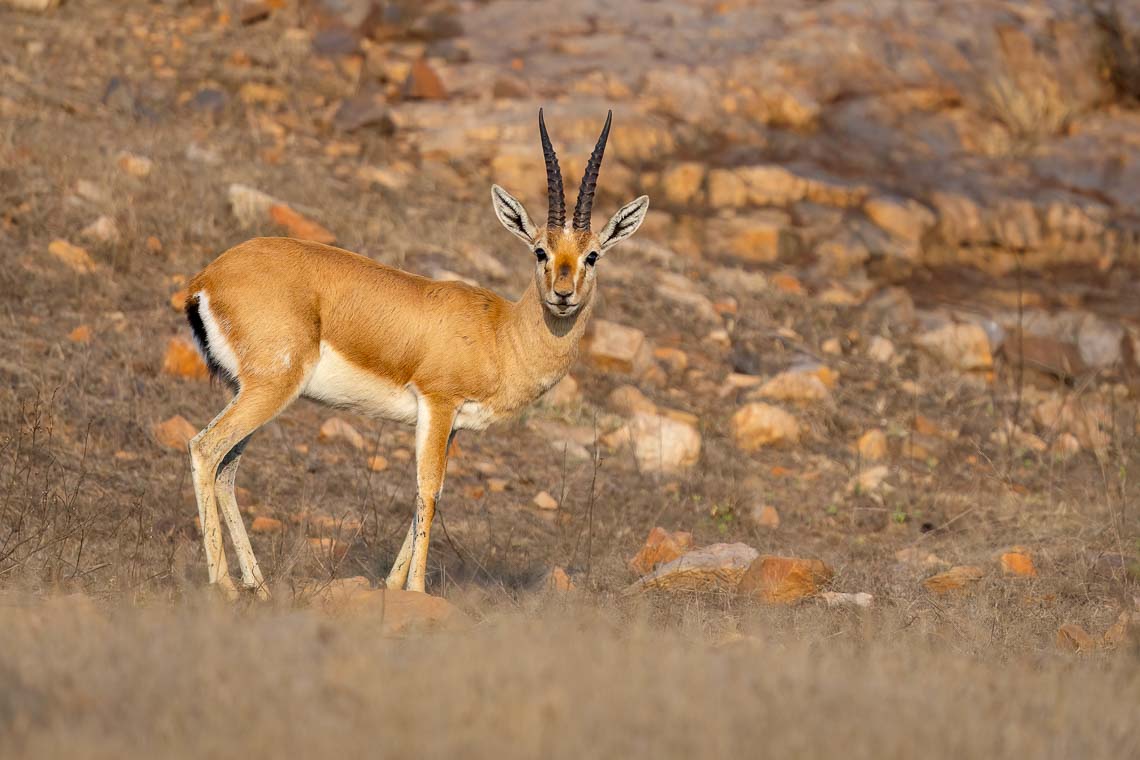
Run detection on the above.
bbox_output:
[534,247,548,262]
[584,251,599,267]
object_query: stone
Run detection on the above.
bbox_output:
[923,565,984,594]
[228,183,279,227]
[867,336,895,363]
[820,591,874,609]
[403,59,447,100]
[754,370,830,405]
[543,375,580,407]
[116,151,153,178]
[814,231,870,276]
[624,412,702,473]
[3,0,62,9]
[653,347,689,373]
[533,491,558,510]
[895,548,950,568]
[655,272,720,322]
[540,566,575,592]
[1076,316,1125,369]
[1102,611,1132,649]
[660,162,706,204]
[857,430,888,461]
[707,169,748,208]
[628,526,694,575]
[1002,333,1085,380]
[624,543,759,595]
[1000,549,1037,577]
[48,239,97,273]
[716,211,799,263]
[731,403,800,451]
[751,504,780,529]
[1033,397,1113,452]
[1056,623,1096,653]
[915,323,993,371]
[487,478,508,493]
[153,415,197,452]
[737,165,807,206]
[81,215,120,243]
[585,320,652,375]
[318,418,365,450]
[367,455,389,472]
[68,325,92,343]
[863,195,935,242]
[607,385,657,417]
[251,516,284,534]
[333,92,394,133]
[170,288,188,311]
[307,579,472,635]
[738,555,834,604]
[161,336,208,380]
[269,204,336,244]
[847,465,889,495]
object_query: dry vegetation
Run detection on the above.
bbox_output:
[1,0,1139,757]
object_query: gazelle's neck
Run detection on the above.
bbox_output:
[497,281,593,405]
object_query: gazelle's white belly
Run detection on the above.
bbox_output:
[301,342,418,424]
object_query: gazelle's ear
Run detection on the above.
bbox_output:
[491,185,538,244]
[598,195,649,252]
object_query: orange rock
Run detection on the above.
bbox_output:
[269,204,336,244]
[1056,623,1096,652]
[752,504,780,528]
[308,580,472,635]
[487,478,508,493]
[146,235,163,253]
[1000,549,1037,577]
[308,537,348,561]
[857,429,888,461]
[403,59,447,100]
[1102,611,1131,649]
[923,565,984,593]
[153,415,198,451]
[629,526,694,575]
[68,325,92,343]
[48,239,97,273]
[251,516,284,534]
[170,288,188,311]
[737,555,833,604]
[367,455,388,472]
[771,272,805,295]
[533,491,558,510]
[318,417,365,449]
[542,566,575,592]
[161,336,209,380]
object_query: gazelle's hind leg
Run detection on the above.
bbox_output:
[190,375,305,599]
[215,435,268,598]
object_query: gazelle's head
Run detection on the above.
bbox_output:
[492,109,650,319]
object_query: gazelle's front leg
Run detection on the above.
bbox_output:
[386,428,459,591]
[390,395,457,593]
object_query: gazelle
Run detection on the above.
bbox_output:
[184,109,649,597]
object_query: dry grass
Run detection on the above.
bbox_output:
[1,591,1137,760]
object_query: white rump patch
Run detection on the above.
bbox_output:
[196,291,241,379]
[302,342,418,424]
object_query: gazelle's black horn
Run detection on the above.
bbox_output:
[572,110,612,231]
[539,108,565,229]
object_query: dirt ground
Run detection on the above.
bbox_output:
[1,1,1138,757]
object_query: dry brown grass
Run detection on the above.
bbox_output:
[1,591,1137,760]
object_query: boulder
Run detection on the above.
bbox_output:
[161,336,209,380]
[585,320,653,376]
[628,527,694,575]
[624,543,759,595]
[915,323,993,371]
[153,415,198,452]
[48,239,97,273]
[731,403,800,451]
[738,555,834,604]
[923,565,984,594]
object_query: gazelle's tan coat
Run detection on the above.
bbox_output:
[185,110,648,596]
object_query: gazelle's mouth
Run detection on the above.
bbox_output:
[546,301,579,317]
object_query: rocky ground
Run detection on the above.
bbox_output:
[1,2,1139,750]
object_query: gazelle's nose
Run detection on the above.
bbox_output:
[553,283,574,299]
